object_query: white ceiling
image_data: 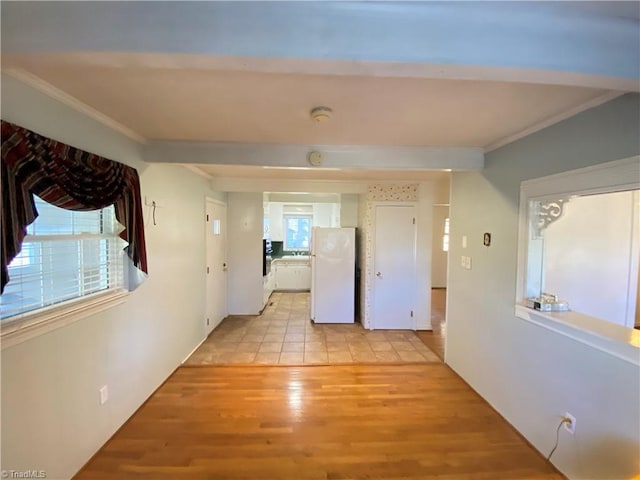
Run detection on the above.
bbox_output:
[1,1,638,183]
[2,54,608,147]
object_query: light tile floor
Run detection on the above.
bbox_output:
[185,292,440,365]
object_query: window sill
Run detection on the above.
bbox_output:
[514,304,640,366]
[1,289,129,350]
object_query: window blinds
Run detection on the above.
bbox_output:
[0,197,125,320]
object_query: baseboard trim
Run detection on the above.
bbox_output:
[182,335,208,364]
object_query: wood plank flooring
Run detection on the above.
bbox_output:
[74,364,564,480]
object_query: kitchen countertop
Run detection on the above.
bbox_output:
[271,255,310,265]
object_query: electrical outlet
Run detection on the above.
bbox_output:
[465,256,472,270]
[563,412,576,434]
[99,385,109,405]
[461,255,466,268]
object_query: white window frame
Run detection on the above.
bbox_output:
[1,204,129,349]
[283,214,313,251]
[515,156,640,366]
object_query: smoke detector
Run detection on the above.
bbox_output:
[310,106,332,122]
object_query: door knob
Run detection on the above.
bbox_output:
[376,272,382,277]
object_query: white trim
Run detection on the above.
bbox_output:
[627,191,640,328]
[182,164,214,180]
[182,334,208,364]
[485,91,624,152]
[22,233,116,242]
[206,197,227,208]
[520,155,640,200]
[13,52,639,91]
[3,68,147,144]
[1,289,129,349]
[515,305,640,366]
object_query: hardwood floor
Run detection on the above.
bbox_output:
[74,364,564,480]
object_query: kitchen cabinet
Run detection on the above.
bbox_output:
[263,271,275,309]
[273,258,311,291]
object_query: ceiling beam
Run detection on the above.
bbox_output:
[2,2,638,90]
[210,177,369,194]
[144,142,484,171]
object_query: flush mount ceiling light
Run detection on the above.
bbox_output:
[310,106,332,122]
[307,151,323,167]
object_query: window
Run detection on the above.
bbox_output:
[442,217,450,252]
[284,215,312,250]
[0,196,125,323]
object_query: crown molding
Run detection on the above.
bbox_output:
[484,90,624,152]
[181,164,214,180]
[3,68,147,144]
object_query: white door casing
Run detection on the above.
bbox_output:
[372,204,417,330]
[206,198,228,334]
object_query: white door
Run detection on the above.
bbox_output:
[373,205,416,329]
[205,199,227,334]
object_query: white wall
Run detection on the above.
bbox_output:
[227,192,264,314]
[268,202,284,241]
[543,190,638,327]
[447,93,640,479]
[1,76,224,479]
[433,176,450,205]
[340,194,359,227]
[313,203,335,228]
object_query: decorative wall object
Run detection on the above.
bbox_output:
[532,198,569,239]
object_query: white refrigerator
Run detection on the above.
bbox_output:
[310,227,356,323]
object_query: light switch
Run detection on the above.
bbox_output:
[462,235,467,248]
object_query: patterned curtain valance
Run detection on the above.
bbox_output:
[1,120,148,293]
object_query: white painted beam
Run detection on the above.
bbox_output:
[144,142,484,171]
[210,177,369,194]
[2,2,638,89]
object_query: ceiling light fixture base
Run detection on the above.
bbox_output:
[310,106,332,122]
[307,151,323,167]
